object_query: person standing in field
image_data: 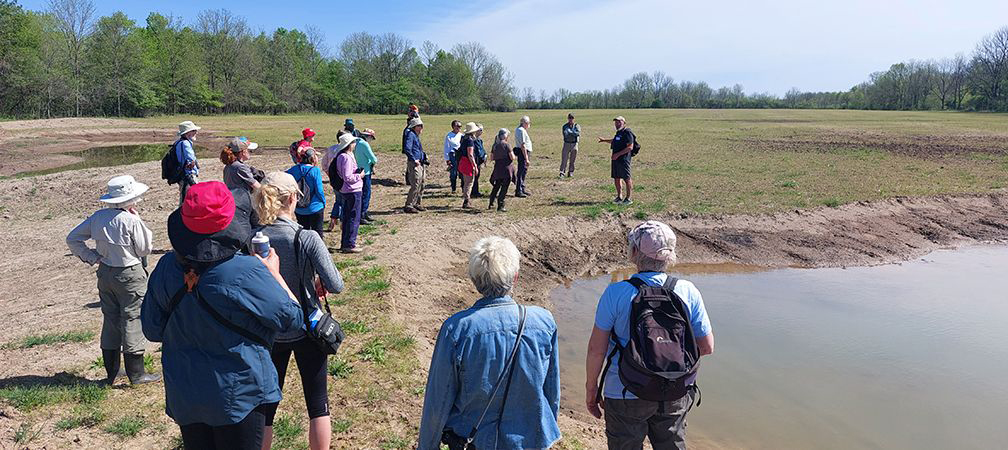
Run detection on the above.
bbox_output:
[344,118,364,138]
[560,113,580,178]
[585,221,714,450]
[354,129,378,224]
[456,122,481,209]
[333,133,365,253]
[403,117,427,213]
[444,120,464,193]
[418,236,561,450]
[175,121,201,206]
[598,116,636,205]
[67,175,160,386]
[514,116,532,197]
[292,128,316,164]
[252,171,345,450]
[221,137,262,193]
[287,148,326,234]
[488,128,516,212]
[470,123,487,199]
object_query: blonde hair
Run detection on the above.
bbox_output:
[468,236,521,298]
[252,172,300,225]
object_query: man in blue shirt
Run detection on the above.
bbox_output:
[418,236,560,449]
[175,121,201,206]
[403,118,427,214]
[586,221,714,450]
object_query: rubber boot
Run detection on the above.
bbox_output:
[102,349,121,385]
[124,353,161,385]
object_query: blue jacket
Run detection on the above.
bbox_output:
[140,252,303,426]
[176,138,199,177]
[286,164,325,215]
[404,129,426,162]
[418,296,561,450]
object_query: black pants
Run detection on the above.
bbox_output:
[471,169,482,196]
[489,179,511,209]
[263,338,330,425]
[179,404,268,450]
[295,211,324,234]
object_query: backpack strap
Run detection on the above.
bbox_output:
[596,338,620,404]
[663,276,679,292]
[466,304,526,448]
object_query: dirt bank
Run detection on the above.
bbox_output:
[0,118,228,177]
[0,120,1006,447]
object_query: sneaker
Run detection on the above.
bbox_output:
[613,197,623,204]
[403,206,418,214]
[415,205,427,211]
[622,198,634,205]
[360,217,373,225]
[515,193,528,198]
[497,207,507,212]
[559,173,565,179]
[567,172,574,178]
[339,247,363,254]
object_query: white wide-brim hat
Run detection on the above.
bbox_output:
[100,175,149,204]
[408,117,424,128]
[336,132,357,151]
[463,122,480,135]
[178,120,201,136]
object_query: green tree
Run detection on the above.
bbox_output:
[86,11,147,116]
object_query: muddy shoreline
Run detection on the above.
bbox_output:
[1,118,1007,447]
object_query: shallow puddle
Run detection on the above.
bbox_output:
[551,246,1008,449]
[15,144,210,177]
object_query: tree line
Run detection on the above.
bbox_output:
[0,0,515,118]
[518,26,1008,112]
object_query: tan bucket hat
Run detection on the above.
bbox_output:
[178,120,201,136]
[463,122,480,135]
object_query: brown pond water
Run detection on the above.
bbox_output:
[8,144,211,178]
[551,246,1008,449]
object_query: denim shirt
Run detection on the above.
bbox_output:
[418,296,561,450]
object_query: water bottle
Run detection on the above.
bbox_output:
[251,232,270,257]
[308,308,324,331]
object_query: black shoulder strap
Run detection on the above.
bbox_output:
[193,287,270,347]
[626,276,647,290]
[663,276,679,291]
[467,304,526,447]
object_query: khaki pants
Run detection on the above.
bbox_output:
[604,392,694,450]
[461,174,474,205]
[97,264,148,354]
[405,159,426,208]
[560,142,578,174]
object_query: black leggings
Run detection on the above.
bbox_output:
[295,211,324,234]
[263,337,330,425]
[180,404,268,450]
[489,179,511,207]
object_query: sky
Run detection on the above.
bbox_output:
[18,0,1008,96]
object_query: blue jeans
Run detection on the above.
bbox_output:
[449,159,459,191]
[329,186,344,219]
[361,174,372,218]
[340,191,362,250]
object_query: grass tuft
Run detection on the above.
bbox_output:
[328,357,354,379]
[5,330,95,349]
[104,415,146,437]
[14,422,42,444]
[272,414,305,450]
[341,320,372,334]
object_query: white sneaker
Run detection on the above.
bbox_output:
[622,198,634,205]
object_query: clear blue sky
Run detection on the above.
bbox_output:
[18,0,1008,96]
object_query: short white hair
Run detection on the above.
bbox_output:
[110,198,140,209]
[520,115,530,125]
[468,236,521,298]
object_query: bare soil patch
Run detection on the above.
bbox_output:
[737,130,1008,158]
[0,117,1006,448]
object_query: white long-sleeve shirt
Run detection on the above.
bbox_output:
[443,131,462,161]
[66,208,153,268]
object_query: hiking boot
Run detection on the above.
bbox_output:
[403,206,418,214]
[102,349,122,385]
[124,353,160,385]
[515,193,528,198]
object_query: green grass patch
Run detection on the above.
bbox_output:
[328,357,355,379]
[4,330,95,349]
[55,404,106,430]
[341,320,372,334]
[335,258,361,270]
[272,414,306,450]
[0,382,107,412]
[104,415,146,437]
[380,433,410,449]
[359,224,379,236]
[359,338,388,364]
[14,422,42,444]
[363,255,377,261]
[333,418,353,433]
[823,197,842,208]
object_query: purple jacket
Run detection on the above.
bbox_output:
[337,152,363,193]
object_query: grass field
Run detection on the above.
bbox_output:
[137,109,1008,216]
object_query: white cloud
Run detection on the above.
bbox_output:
[412,0,1008,95]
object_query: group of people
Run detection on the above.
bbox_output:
[63,108,696,450]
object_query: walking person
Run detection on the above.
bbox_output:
[488,128,516,212]
[585,221,714,450]
[418,236,561,450]
[141,181,303,450]
[514,116,532,197]
[560,113,580,178]
[354,130,378,224]
[67,175,160,386]
[598,116,636,204]
[403,117,427,213]
[443,120,463,193]
[333,133,365,253]
[287,148,326,234]
[252,171,346,450]
[174,121,201,206]
[457,122,481,209]
[470,123,487,199]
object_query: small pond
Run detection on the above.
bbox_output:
[551,246,1008,449]
[16,144,210,177]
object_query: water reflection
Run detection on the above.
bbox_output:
[17,144,210,177]
[551,246,1008,449]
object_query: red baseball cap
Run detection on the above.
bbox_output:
[181,181,236,234]
[302,128,316,139]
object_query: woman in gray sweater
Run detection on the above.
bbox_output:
[252,171,345,450]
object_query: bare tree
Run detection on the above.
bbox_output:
[451,42,514,110]
[304,25,329,61]
[970,27,1008,109]
[931,59,954,109]
[949,53,969,109]
[420,40,439,66]
[47,0,95,116]
[196,8,250,106]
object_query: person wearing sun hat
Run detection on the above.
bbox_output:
[141,181,303,449]
[174,120,201,206]
[598,116,636,204]
[67,175,158,386]
[584,220,714,449]
[456,122,481,208]
[332,132,365,253]
[403,117,427,213]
